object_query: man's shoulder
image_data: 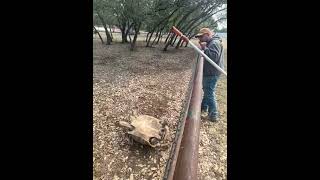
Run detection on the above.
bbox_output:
[208,38,222,48]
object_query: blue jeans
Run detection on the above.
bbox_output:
[201,75,220,118]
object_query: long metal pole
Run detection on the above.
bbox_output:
[171,26,227,76]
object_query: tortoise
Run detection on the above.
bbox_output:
[118,115,169,147]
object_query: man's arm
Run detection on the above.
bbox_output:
[203,41,221,64]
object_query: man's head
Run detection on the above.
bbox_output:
[195,28,214,42]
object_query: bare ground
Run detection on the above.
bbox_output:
[93,37,227,180]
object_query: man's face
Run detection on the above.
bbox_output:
[198,33,210,42]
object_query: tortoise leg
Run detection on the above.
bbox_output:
[160,120,168,127]
[127,134,134,145]
[149,137,160,146]
[159,128,166,138]
[118,121,134,131]
[159,126,169,140]
[159,142,170,150]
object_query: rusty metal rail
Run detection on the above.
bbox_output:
[163,54,204,180]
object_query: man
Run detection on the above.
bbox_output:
[195,28,224,122]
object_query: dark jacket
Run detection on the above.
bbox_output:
[202,35,224,76]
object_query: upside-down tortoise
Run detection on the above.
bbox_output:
[118,115,168,147]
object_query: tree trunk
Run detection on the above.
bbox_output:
[93,26,104,44]
[150,31,159,46]
[145,7,179,46]
[109,24,113,39]
[146,31,154,47]
[146,32,150,42]
[125,22,134,37]
[163,34,176,51]
[156,31,162,44]
[120,22,129,43]
[175,38,183,49]
[164,33,171,44]
[171,35,178,46]
[128,33,132,43]
[121,30,128,43]
[97,12,112,45]
[130,23,141,51]
[154,26,165,45]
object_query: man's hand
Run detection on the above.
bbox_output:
[199,41,207,50]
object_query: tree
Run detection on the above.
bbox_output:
[92,0,227,51]
[93,26,104,44]
[216,27,227,33]
[93,0,113,45]
[126,0,150,50]
[162,0,227,50]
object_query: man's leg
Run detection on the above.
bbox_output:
[201,76,209,113]
[206,75,220,121]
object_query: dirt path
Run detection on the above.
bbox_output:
[93,41,195,180]
[199,70,227,180]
